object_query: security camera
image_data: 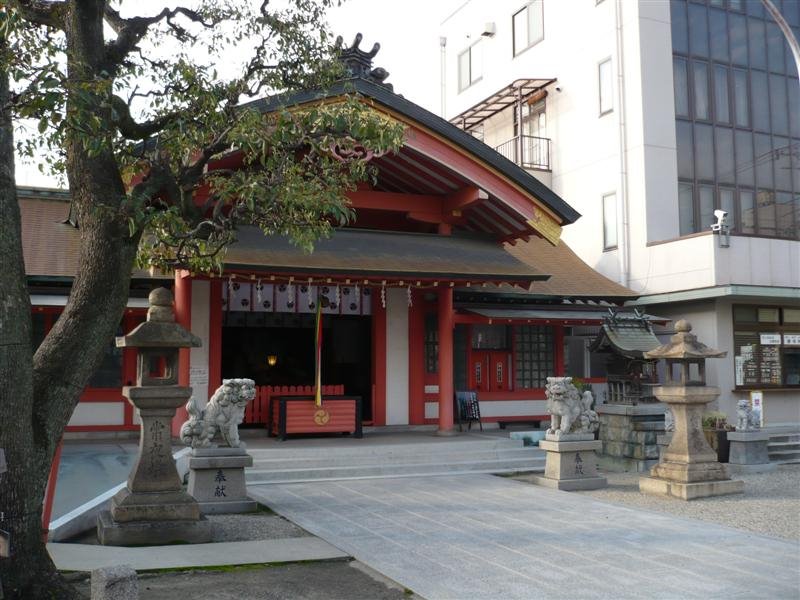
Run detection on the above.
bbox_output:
[555,86,563,92]
[711,209,728,232]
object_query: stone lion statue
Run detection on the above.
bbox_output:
[180,378,256,448]
[736,398,760,431]
[545,377,599,437]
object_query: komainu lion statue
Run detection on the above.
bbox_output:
[180,378,256,448]
[736,398,760,431]
[545,376,599,437]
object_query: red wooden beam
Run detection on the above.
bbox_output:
[347,190,442,214]
[444,186,488,212]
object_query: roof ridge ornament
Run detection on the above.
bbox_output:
[334,33,393,91]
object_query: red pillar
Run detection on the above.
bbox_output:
[437,287,455,435]
[173,271,192,436]
[372,290,387,426]
[208,279,223,393]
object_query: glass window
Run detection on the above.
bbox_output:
[679,182,695,235]
[676,120,694,179]
[514,325,553,390]
[698,185,715,230]
[458,41,482,92]
[785,309,800,323]
[513,1,544,56]
[769,75,788,135]
[425,314,438,373]
[689,3,709,57]
[757,189,776,236]
[739,190,755,233]
[715,127,735,184]
[714,65,730,124]
[472,324,509,349]
[720,187,736,230]
[754,133,773,187]
[766,22,785,74]
[709,8,729,62]
[758,307,780,323]
[88,324,124,388]
[602,192,617,249]
[774,136,792,191]
[789,79,800,138]
[732,68,749,127]
[694,123,714,180]
[599,58,613,115]
[31,312,47,350]
[750,70,769,131]
[748,19,767,70]
[674,58,690,117]
[671,0,689,54]
[775,191,794,238]
[735,129,754,187]
[729,12,748,65]
[693,61,710,120]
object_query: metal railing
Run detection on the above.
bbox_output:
[494,135,551,171]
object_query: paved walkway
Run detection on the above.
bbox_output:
[249,474,800,600]
[48,538,347,571]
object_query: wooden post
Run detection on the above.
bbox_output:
[437,287,455,435]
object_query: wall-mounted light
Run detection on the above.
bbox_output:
[267,355,278,367]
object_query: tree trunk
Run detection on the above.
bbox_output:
[0,36,77,599]
[1,3,139,597]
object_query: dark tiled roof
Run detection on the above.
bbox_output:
[224,227,547,285]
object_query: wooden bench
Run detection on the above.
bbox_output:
[268,395,363,441]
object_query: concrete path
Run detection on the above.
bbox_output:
[48,537,347,571]
[249,474,800,600]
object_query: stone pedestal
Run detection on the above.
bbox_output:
[597,403,666,473]
[188,446,257,514]
[656,432,673,462]
[639,386,743,500]
[530,434,607,491]
[98,386,212,545]
[727,431,776,474]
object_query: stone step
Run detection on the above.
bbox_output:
[768,449,800,462]
[767,441,800,451]
[247,438,524,460]
[251,447,538,470]
[768,434,800,444]
[246,456,545,485]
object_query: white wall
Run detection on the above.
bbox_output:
[385,288,409,425]
[190,280,211,407]
[68,402,125,427]
[441,1,799,299]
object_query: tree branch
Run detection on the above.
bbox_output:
[6,0,66,29]
[103,5,214,73]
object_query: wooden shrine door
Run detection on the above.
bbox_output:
[470,351,512,392]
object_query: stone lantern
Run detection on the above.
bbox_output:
[97,288,212,545]
[638,320,743,500]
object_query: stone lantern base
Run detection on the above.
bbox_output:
[97,511,212,546]
[638,474,744,500]
[529,434,607,491]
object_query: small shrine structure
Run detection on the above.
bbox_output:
[590,311,666,472]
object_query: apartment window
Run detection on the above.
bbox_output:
[733,305,800,388]
[598,58,613,115]
[512,1,544,56]
[670,0,799,240]
[602,192,617,249]
[458,41,482,92]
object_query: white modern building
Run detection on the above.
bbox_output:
[441,0,800,427]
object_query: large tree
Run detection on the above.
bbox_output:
[0,1,403,597]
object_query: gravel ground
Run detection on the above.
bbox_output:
[207,510,311,542]
[518,464,800,542]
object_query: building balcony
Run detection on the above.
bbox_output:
[494,135,551,171]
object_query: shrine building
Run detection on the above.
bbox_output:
[19,39,643,436]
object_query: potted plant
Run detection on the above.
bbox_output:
[702,411,733,463]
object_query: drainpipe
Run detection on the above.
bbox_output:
[614,0,631,288]
[517,85,525,166]
[440,36,447,118]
